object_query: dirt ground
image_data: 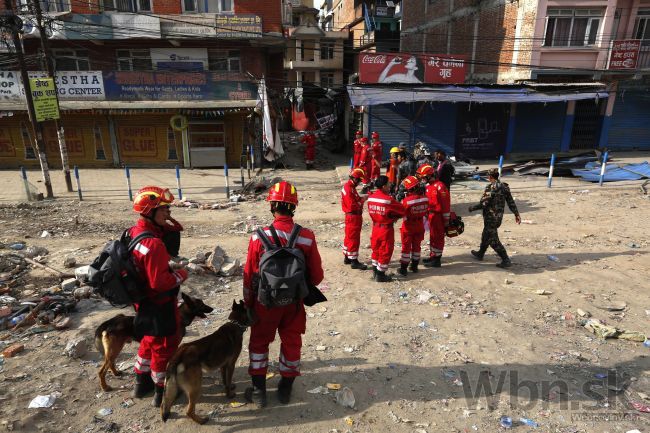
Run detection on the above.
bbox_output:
[0,150,649,433]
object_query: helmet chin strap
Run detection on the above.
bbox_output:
[142,208,166,228]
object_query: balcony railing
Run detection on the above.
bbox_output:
[639,40,650,69]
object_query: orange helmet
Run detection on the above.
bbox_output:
[371,131,379,139]
[133,186,174,217]
[402,175,420,191]
[267,181,298,205]
[350,167,365,179]
[416,164,434,178]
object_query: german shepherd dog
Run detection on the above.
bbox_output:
[94,292,214,392]
[161,300,250,424]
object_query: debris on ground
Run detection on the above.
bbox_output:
[335,387,355,409]
[582,318,647,342]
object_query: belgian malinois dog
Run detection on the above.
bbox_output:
[161,300,250,424]
[94,292,214,391]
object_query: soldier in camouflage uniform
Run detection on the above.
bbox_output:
[468,168,521,268]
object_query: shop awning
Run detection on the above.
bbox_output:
[0,99,257,111]
[347,85,609,106]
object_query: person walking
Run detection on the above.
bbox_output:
[302,132,317,170]
[419,165,451,268]
[398,176,428,275]
[468,168,521,268]
[341,168,368,270]
[367,175,405,282]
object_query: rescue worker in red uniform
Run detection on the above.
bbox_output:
[243,181,324,407]
[358,137,372,185]
[341,168,368,270]
[352,130,364,168]
[398,176,428,276]
[302,132,316,170]
[420,166,451,268]
[370,131,382,181]
[130,186,189,407]
[367,175,405,282]
[386,147,400,191]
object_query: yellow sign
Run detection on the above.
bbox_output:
[29,77,60,122]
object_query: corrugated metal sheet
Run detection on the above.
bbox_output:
[414,102,456,155]
[607,90,650,150]
[369,104,412,154]
[513,102,565,153]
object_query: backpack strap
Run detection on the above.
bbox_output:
[287,224,303,249]
[127,231,155,252]
[255,227,276,251]
[267,224,283,248]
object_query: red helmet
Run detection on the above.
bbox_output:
[267,181,298,205]
[133,186,174,216]
[402,175,420,191]
[416,164,434,178]
[355,130,363,136]
[371,131,379,139]
[360,137,368,143]
[350,167,365,179]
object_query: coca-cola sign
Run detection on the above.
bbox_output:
[358,51,466,84]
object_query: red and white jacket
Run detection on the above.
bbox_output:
[243,216,324,307]
[341,179,364,214]
[426,180,451,223]
[401,192,428,231]
[128,219,188,305]
[367,190,405,225]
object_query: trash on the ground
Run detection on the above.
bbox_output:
[315,345,327,351]
[594,373,608,379]
[594,300,627,311]
[504,278,513,285]
[582,318,646,342]
[499,416,513,428]
[73,287,92,299]
[535,289,553,295]
[24,246,49,258]
[2,343,25,358]
[418,321,428,329]
[547,255,560,262]
[344,416,354,426]
[576,308,591,318]
[443,312,451,319]
[628,243,640,248]
[519,417,539,428]
[229,401,246,408]
[326,383,341,390]
[630,401,650,413]
[63,257,76,268]
[186,263,205,274]
[60,278,78,291]
[40,231,51,238]
[369,295,382,304]
[121,398,134,408]
[74,265,90,282]
[64,337,87,359]
[218,258,240,276]
[416,291,433,304]
[8,243,25,251]
[335,387,355,409]
[28,393,59,408]
[97,408,113,416]
[266,372,276,380]
[644,339,650,348]
[307,386,329,395]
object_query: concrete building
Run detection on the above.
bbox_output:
[0,0,285,168]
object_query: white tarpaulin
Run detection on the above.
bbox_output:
[347,85,609,106]
[257,78,284,162]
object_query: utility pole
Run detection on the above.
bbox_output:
[2,0,54,198]
[32,0,72,192]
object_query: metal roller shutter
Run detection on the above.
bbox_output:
[513,102,565,153]
[368,104,412,155]
[607,90,650,150]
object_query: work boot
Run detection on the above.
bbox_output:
[277,376,295,404]
[471,250,485,261]
[350,259,367,270]
[424,256,441,268]
[496,257,512,268]
[244,375,267,409]
[372,267,378,280]
[375,270,392,282]
[343,256,352,265]
[397,263,408,276]
[409,260,419,273]
[152,385,164,408]
[132,372,155,399]
[422,256,434,265]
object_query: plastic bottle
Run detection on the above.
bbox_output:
[9,314,26,326]
[499,416,513,428]
[519,418,539,428]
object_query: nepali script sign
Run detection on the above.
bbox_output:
[29,77,60,122]
[359,52,466,84]
[608,40,641,70]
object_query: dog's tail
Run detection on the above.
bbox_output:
[94,331,105,356]
[161,353,182,422]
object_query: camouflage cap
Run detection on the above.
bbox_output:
[487,168,500,179]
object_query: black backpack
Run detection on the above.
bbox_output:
[255,224,309,308]
[87,230,153,307]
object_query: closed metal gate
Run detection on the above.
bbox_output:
[570,99,603,150]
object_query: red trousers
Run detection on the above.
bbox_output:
[400,223,425,263]
[135,331,181,386]
[370,224,394,272]
[249,301,306,378]
[305,145,315,163]
[343,214,362,260]
[428,213,445,257]
[370,159,381,180]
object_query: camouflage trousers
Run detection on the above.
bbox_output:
[479,221,508,258]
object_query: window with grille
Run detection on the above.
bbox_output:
[183,0,233,13]
[544,9,603,47]
[321,71,335,88]
[208,49,241,72]
[39,0,71,12]
[320,42,335,60]
[116,49,152,71]
[53,49,90,71]
[634,10,650,40]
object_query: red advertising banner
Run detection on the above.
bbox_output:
[608,40,641,70]
[359,52,467,84]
